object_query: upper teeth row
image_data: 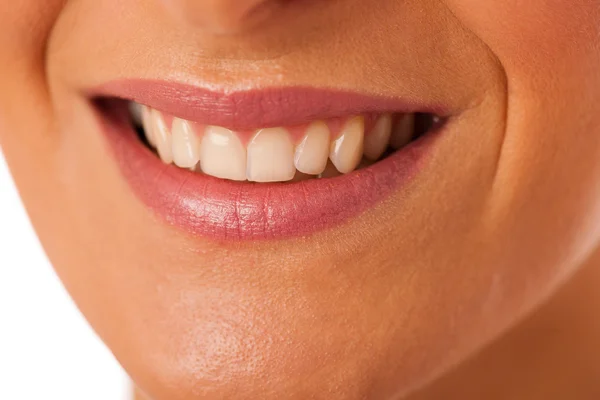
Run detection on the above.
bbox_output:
[131,103,415,182]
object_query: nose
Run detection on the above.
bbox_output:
[159,0,285,35]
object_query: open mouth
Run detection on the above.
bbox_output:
[92,81,447,240]
[128,102,438,182]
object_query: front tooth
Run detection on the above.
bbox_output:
[141,105,157,148]
[390,114,415,149]
[150,109,173,164]
[294,121,330,175]
[200,126,247,181]
[171,118,201,169]
[247,128,296,182]
[329,116,364,174]
[363,114,392,160]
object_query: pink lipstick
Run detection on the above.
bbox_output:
[92,81,444,240]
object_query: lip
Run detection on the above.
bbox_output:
[89,79,447,130]
[93,81,444,241]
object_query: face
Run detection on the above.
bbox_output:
[2,1,600,399]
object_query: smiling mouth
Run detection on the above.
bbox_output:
[129,102,438,182]
[92,80,447,240]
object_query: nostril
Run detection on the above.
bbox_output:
[244,0,284,26]
[160,0,285,35]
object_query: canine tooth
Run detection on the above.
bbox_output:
[390,114,415,149]
[247,128,296,182]
[150,109,173,164]
[294,121,330,175]
[129,102,144,126]
[364,114,392,160]
[171,118,201,168]
[200,126,247,181]
[141,105,156,148]
[329,116,364,174]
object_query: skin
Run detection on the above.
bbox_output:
[1,0,600,399]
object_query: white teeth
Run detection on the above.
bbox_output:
[390,114,415,149]
[150,109,173,164]
[364,114,392,160]
[247,128,296,182]
[199,126,247,181]
[329,116,364,174]
[134,102,420,183]
[141,105,157,148]
[294,121,330,175]
[129,102,144,127]
[171,118,201,169]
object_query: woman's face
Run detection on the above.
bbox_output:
[2,1,599,399]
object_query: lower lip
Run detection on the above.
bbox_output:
[99,103,439,241]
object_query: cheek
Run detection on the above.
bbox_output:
[448,0,600,289]
[0,1,64,69]
[444,0,600,75]
[0,1,64,157]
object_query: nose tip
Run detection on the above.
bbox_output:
[160,0,284,35]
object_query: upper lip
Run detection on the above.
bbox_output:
[89,79,446,130]
[93,78,446,240]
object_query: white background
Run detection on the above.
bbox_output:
[0,151,130,400]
